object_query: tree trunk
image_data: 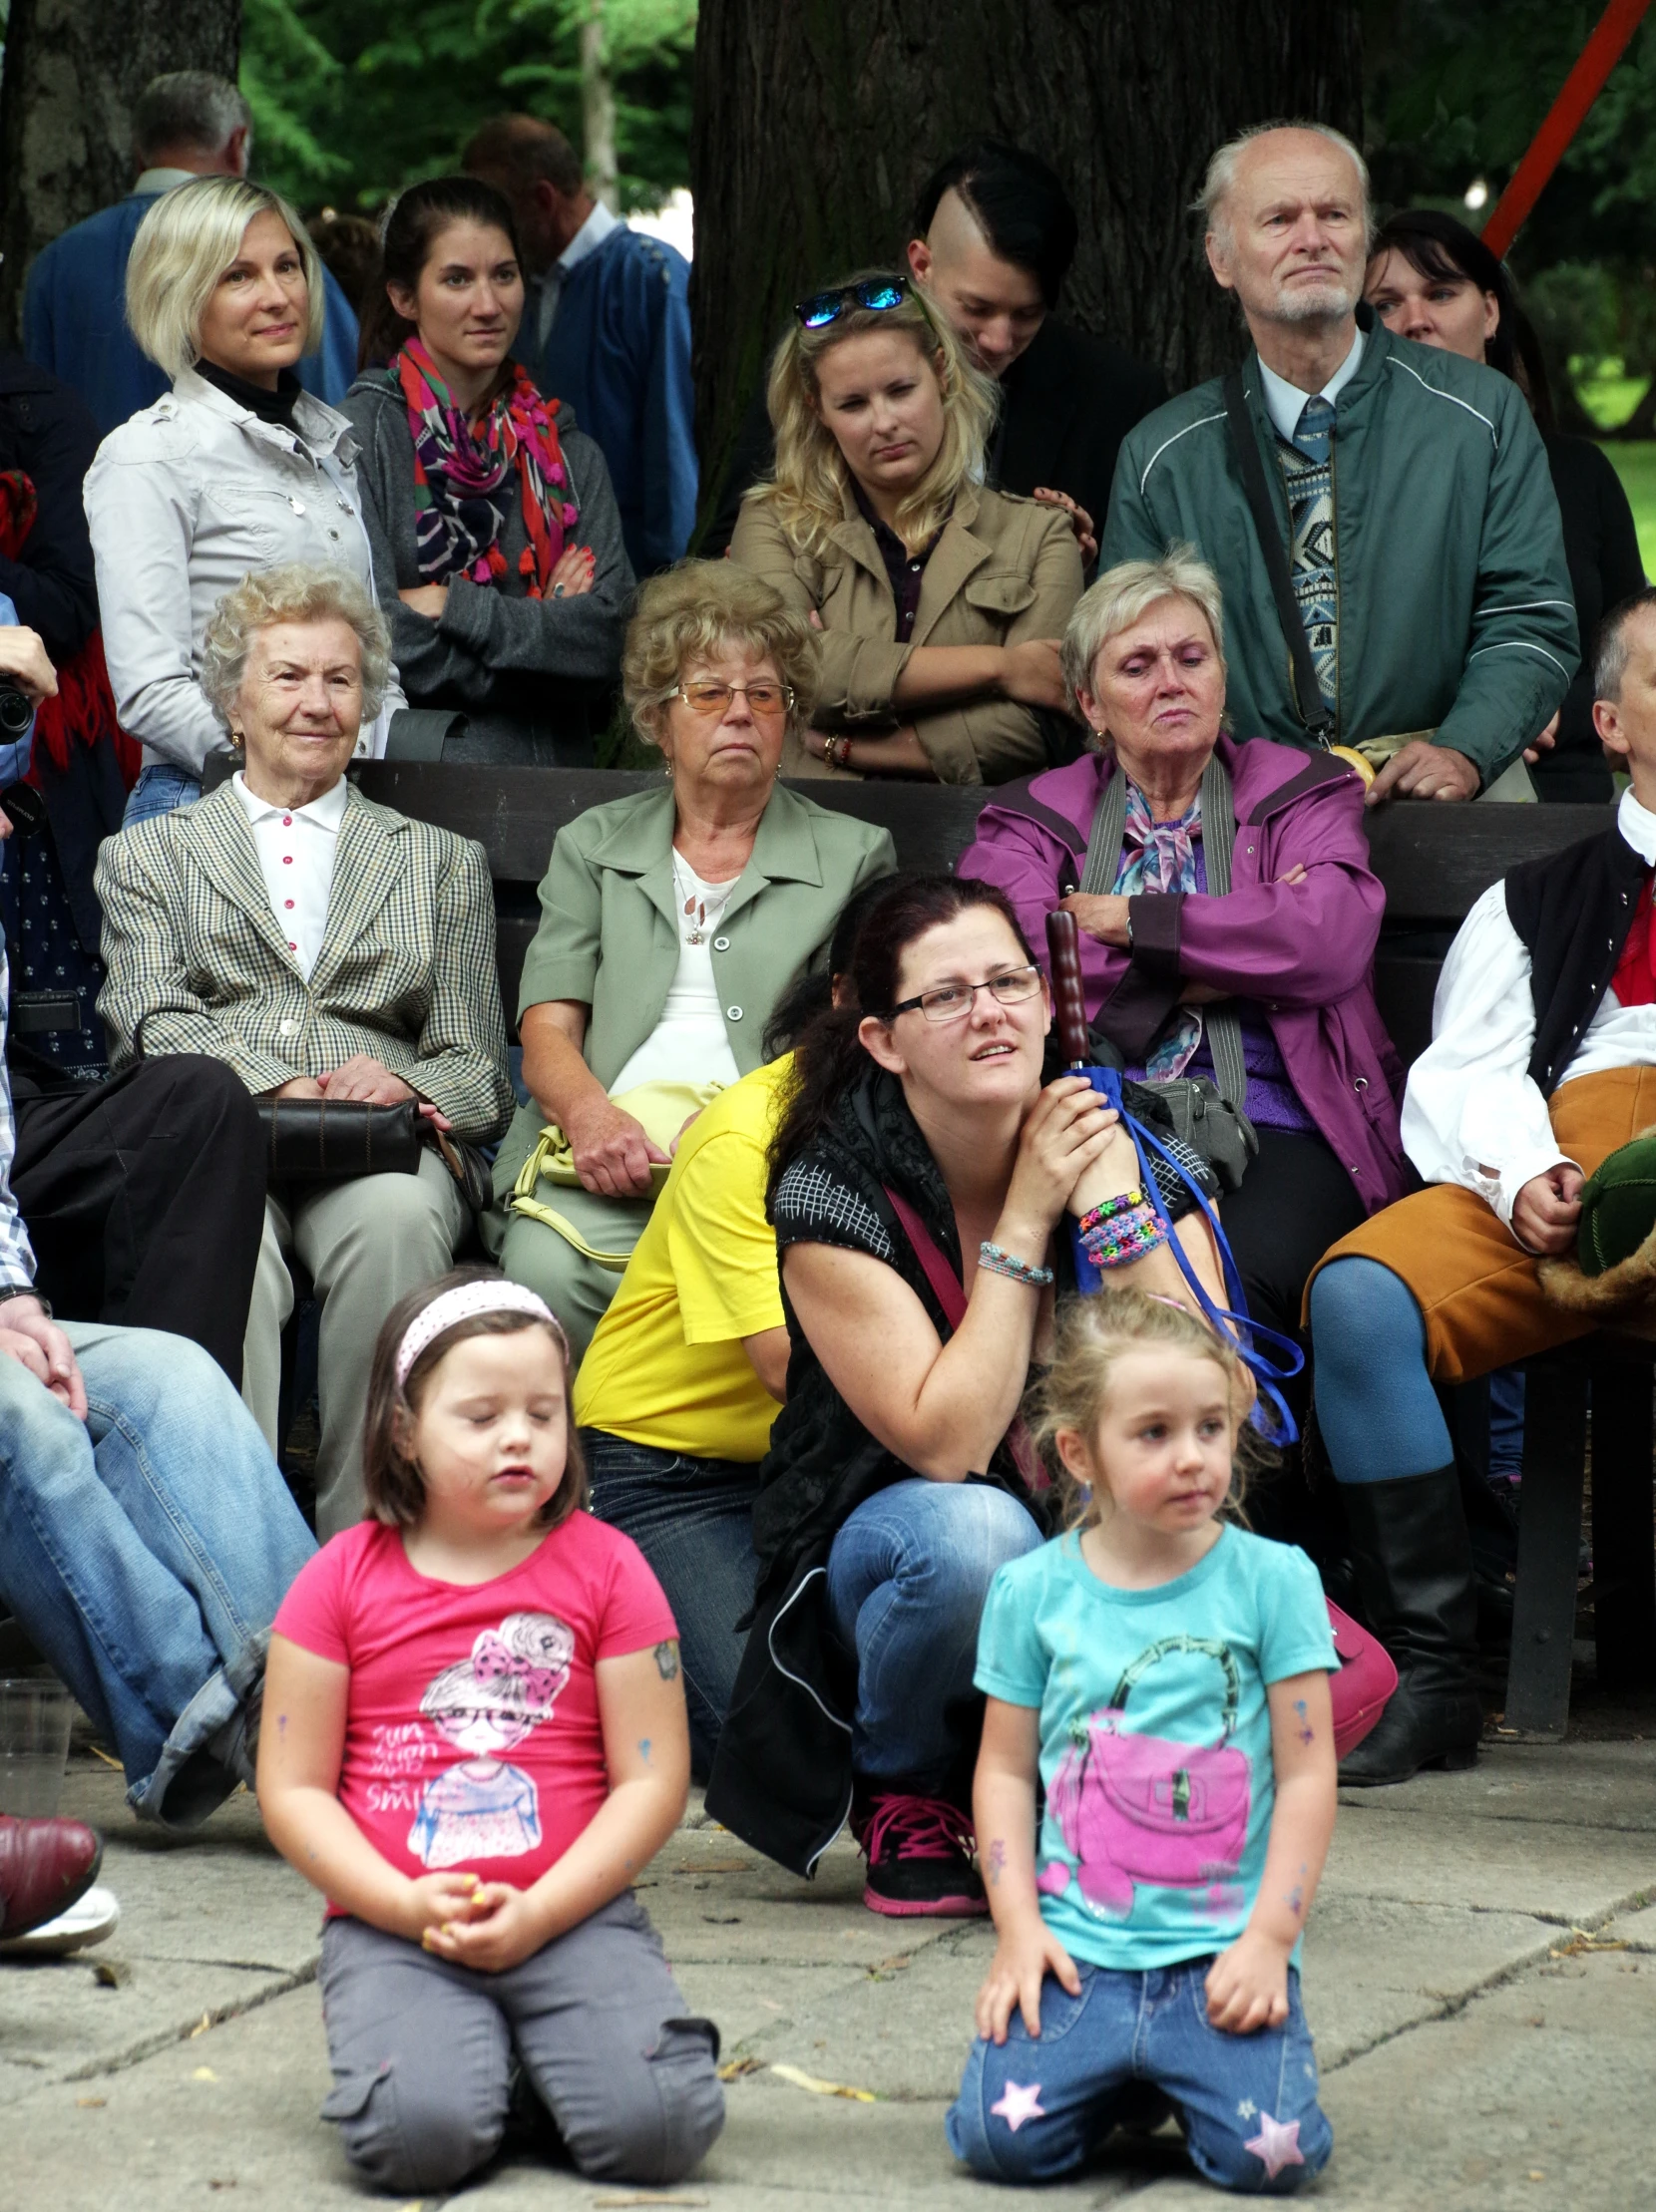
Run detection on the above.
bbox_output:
[0,0,241,344]
[581,2,620,213]
[689,0,1361,516]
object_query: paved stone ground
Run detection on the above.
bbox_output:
[4,1705,1654,2210]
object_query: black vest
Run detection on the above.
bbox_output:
[1503,824,1649,1093]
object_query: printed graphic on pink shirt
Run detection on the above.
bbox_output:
[1036,1636,1250,1919]
[406,1612,575,1869]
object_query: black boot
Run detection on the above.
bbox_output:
[1337,1467,1483,1785]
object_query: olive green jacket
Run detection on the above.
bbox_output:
[729,479,1082,785]
[493,779,895,1194]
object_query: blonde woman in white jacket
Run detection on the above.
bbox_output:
[84,177,403,825]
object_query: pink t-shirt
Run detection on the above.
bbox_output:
[272,1512,677,1908]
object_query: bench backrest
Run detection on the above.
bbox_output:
[354,763,1611,1065]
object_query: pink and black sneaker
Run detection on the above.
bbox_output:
[852,1790,990,1918]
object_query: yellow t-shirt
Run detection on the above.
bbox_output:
[573,1055,794,1462]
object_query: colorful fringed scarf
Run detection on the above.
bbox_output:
[1113,779,1204,1079]
[392,338,580,595]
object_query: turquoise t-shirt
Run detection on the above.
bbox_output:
[976,1523,1336,1971]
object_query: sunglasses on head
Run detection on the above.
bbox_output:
[794,275,908,330]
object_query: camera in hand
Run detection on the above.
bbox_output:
[0,688,32,740]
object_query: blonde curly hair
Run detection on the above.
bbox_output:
[200,562,391,738]
[621,559,819,750]
[1030,1289,1262,1529]
[744,274,997,560]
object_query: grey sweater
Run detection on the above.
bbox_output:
[340,372,634,712]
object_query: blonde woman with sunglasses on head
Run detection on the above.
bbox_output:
[729,274,1083,785]
[492,562,894,1353]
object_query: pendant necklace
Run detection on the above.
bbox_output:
[672,854,732,947]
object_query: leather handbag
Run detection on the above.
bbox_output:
[255,1098,492,1211]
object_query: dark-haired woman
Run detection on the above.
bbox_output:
[341,177,632,765]
[1366,209,1643,804]
[707,874,1210,1915]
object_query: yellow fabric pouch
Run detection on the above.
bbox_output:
[508,1080,725,1268]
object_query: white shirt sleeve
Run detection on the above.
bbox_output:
[1399,883,1576,1234]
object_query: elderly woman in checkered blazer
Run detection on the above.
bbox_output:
[95,562,514,1538]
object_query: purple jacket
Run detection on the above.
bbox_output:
[959,735,1408,1217]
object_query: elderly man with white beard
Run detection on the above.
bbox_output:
[1100,122,1577,806]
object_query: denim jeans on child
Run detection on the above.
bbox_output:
[826,1478,1041,1790]
[948,1959,1331,2193]
[582,1429,761,1775]
[0,1322,315,1825]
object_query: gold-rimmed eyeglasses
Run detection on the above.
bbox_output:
[661,679,795,719]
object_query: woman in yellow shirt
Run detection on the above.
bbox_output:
[576,886,881,1775]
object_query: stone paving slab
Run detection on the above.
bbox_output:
[5,1729,1655,2206]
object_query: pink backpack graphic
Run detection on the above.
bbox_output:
[1037,1636,1252,1920]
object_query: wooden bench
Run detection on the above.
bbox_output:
[355,763,1656,1738]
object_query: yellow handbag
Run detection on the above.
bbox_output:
[507,1080,725,1268]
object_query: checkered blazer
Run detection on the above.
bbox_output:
[96,780,514,1141]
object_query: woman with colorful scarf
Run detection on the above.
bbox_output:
[343,179,631,765]
[959,548,1408,1443]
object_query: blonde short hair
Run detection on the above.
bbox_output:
[126,176,325,380]
[1060,545,1228,710]
[621,560,819,749]
[201,563,391,737]
[1031,1288,1260,1528]
[744,275,997,560]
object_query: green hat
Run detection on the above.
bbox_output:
[1577,1129,1656,1277]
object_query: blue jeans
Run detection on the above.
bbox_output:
[582,1429,761,1777]
[123,763,203,826]
[0,1322,315,1826]
[826,1478,1041,1792]
[948,1961,1331,2193]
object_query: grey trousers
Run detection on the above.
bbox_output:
[497,1186,654,1358]
[318,1893,723,2195]
[241,1153,470,1539]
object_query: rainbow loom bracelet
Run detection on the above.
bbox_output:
[979,1242,1054,1288]
[1079,1190,1168,1268]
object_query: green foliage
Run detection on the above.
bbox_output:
[240,0,695,213]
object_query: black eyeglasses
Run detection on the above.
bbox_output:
[795,275,908,330]
[890,964,1044,1025]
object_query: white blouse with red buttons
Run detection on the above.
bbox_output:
[232,770,349,982]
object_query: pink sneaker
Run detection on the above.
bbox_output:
[852,1791,989,1918]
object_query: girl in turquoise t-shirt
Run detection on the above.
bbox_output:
[947,1290,1338,2193]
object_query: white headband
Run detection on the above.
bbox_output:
[394,1282,566,1389]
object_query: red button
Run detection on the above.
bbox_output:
[284,899,294,909]
[282,855,293,865]
[282,816,292,826]
[288,941,297,951]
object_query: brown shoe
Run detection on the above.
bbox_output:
[0,1814,102,1938]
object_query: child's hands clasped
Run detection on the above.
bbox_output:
[1204,1926,1292,2034]
[976,1920,1081,2044]
[400,1871,489,1940]
[420,1880,549,1974]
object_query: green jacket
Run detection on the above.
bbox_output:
[493,779,895,1191]
[1100,320,1577,786]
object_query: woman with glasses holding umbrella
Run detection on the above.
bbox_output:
[729,274,1082,784]
[494,561,894,1352]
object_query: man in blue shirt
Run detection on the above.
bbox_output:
[464,115,696,576]
[23,70,357,437]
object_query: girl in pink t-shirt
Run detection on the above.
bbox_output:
[258,1268,724,2197]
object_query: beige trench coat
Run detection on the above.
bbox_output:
[729,479,1083,785]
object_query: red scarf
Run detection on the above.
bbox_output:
[1611,873,1656,1007]
[0,473,140,789]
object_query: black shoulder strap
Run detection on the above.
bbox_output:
[982,776,1089,896]
[1221,369,1334,748]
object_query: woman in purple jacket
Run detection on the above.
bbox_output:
[959,546,1407,1386]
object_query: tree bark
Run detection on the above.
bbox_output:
[689,0,1361,514]
[581,2,620,213]
[0,0,242,344]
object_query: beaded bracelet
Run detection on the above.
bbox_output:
[979,1241,1054,1289]
[1079,1192,1168,1269]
